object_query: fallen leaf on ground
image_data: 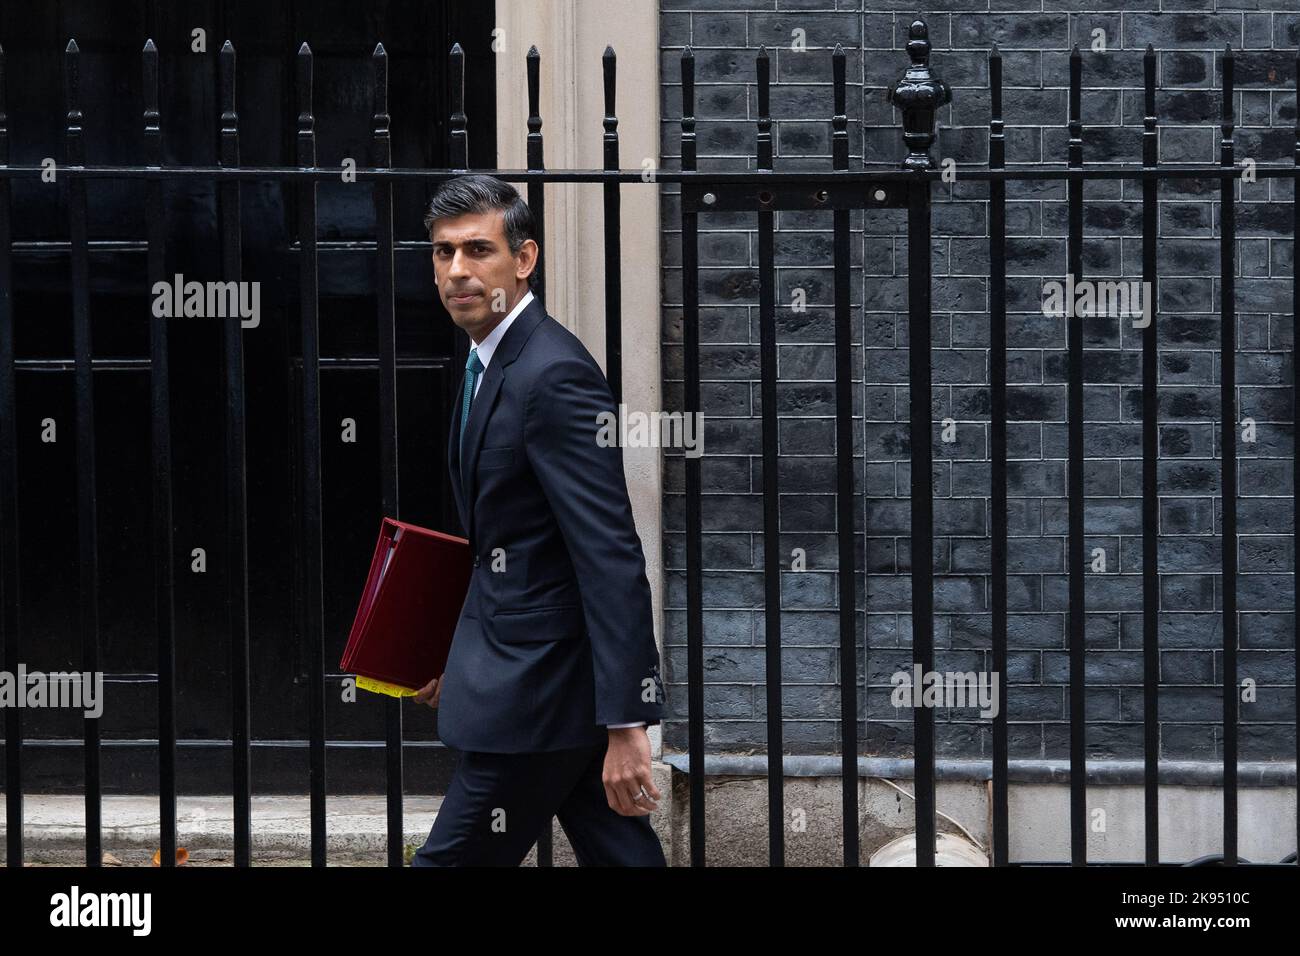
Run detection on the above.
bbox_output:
[151,847,190,866]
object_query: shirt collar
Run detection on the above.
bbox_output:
[472,289,534,371]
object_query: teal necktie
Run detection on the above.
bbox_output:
[459,347,483,457]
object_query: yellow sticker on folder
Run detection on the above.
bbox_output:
[356,675,418,698]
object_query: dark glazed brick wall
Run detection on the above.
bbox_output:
[658,2,1299,762]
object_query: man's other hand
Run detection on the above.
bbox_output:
[413,676,442,709]
[603,726,661,816]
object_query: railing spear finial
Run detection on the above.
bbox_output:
[888,19,950,170]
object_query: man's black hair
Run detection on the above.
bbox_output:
[424,174,538,293]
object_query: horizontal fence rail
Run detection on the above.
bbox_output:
[0,17,1297,868]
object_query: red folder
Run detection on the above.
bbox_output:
[339,517,472,696]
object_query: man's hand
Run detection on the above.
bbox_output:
[413,676,442,709]
[603,726,661,816]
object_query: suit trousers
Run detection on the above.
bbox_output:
[410,738,667,867]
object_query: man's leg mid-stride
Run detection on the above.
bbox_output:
[555,740,666,867]
[411,741,665,867]
[411,744,601,867]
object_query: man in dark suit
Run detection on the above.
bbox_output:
[409,174,667,867]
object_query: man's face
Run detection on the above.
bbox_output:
[430,209,537,342]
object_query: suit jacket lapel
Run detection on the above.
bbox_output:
[447,379,467,531]
[450,295,548,545]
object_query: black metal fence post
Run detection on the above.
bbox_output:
[0,38,21,870]
[830,41,860,868]
[1294,46,1300,865]
[447,42,471,481]
[1066,44,1086,866]
[601,47,623,405]
[1219,44,1239,866]
[371,40,406,870]
[679,44,706,868]
[296,41,328,868]
[754,45,785,868]
[889,17,948,868]
[1140,42,1161,867]
[526,46,547,314]
[988,42,1009,869]
[65,38,103,868]
[143,36,179,869]
[217,39,252,868]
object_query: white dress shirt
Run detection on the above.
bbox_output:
[471,289,533,399]
[468,288,644,732]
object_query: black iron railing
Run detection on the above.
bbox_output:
[674,19,1299,867]
[0,16,1297,869]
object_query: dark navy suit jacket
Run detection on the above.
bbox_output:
[437,294,665,753]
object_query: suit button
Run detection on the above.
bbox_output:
[473,555,481,568]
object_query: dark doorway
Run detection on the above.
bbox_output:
[0,0,496,792]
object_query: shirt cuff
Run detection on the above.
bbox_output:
[606,721,646,729]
